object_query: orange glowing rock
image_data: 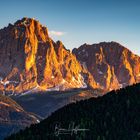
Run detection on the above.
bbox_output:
[0,18,139,94]
[0,18,97,94]
[73,42,140,90]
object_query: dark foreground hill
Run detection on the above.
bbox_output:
[6,83,140,140]
[0,94,38,140]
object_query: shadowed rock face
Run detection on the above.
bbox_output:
[0,18,97,94]
[0,94,38,123]
[73,42,140,90]
[0,94,38,140]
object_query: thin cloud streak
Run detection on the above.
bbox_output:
[48,30,66,36]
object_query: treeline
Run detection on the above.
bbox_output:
[5,83,140,140]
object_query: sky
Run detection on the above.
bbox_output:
[0,0,140,55]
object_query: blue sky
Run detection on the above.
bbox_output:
[0,0,140,55]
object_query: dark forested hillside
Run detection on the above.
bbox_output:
[5,83,140,140]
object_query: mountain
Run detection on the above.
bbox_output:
[0,94,39,140]
[0,17,97,94]
[73,42,140,90]
[0,17,140,94]
[6,83,140,140]
[0,17,139,95]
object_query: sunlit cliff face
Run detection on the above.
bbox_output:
[0,18,97,94]
[0,18,139,94]
[73,42,140,91]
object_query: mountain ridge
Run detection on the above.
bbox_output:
[73,41,140,90]
[0,17,97,94]
[0,17,139,94]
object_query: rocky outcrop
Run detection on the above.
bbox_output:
[0,18,97,94]
[73,42,140,90]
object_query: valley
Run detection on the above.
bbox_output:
[6,83,140,140]
[11,88,103,118]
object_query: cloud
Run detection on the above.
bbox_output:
[48,30,65,36]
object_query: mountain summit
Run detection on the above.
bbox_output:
[73,42,140,90]
[0,18,96,94]
[0,18,139,94]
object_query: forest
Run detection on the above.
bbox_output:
[5,83,140,140]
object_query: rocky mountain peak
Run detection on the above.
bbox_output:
[14,17,35,25]
[13,17,49,42]
[0,18,96,94]
[0,18,139,94]
[73,42,140,90]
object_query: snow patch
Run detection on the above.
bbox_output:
[29,114,40,123]
[37,119,40,123]
[79,74,87,88]
[51,75,55,79]
[82,49,85,52]
[0,79,19,86]
[38,41,44,43]
[97,69,103,74]
[82,62,88,70]
[20,85,40,96]
[47,86,60,91]
[72,76,76,82]
[3,81,10,85]
[70,74,87,88]
[61,79,66,84]
[119,84,123,88]
[47,79,66,91]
